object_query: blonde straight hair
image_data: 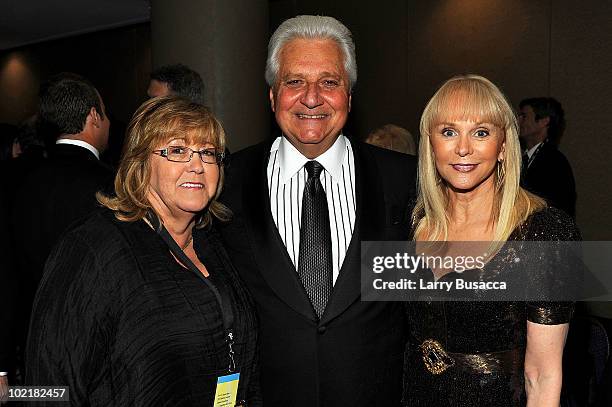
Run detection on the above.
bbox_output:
[412,74,545,242]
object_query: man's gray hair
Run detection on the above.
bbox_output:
[265,15,357,90]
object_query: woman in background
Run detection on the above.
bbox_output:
[403,75,579,406]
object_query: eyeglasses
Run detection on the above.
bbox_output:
[153,146,225,164]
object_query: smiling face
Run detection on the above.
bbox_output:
[270,38,351,158]
[147,135,220,223]
[430,119,505,193]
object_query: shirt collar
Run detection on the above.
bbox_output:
[272,135,348,185]
[56,138,100,160]
[526,142,543,160]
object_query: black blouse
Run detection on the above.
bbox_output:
[26,209,261,406]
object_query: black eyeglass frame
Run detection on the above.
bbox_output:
[152,146,225,164]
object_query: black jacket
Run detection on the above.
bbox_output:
[522,141,576,218]
[218,138,417,407]
[10,143,113,350]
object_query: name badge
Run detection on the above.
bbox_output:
[213,372,240,407]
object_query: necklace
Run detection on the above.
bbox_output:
[181,235,193,250]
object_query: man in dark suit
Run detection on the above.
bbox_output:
[218,15,416,407]
[9,73,113,379]
[519,97,576,217]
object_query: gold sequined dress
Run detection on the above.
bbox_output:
[403,207,580,406]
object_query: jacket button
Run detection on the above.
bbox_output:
[317,325,327,334]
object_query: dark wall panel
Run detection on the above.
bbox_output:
[550,0,612,239]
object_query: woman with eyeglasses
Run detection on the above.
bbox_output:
[26,96,260,406]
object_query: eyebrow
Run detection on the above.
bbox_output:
[437,122,494,127]
[281,72,343,80]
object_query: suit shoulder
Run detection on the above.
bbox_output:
[360,142,416,164]
[359,142,417,177]
[539,143,573,166]
[227,140,272,167]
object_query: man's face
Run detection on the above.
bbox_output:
[518,105,547,142]
[270,38,351,158]
[147,79,172,98]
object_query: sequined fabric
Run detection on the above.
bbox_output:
[403,207,580,406]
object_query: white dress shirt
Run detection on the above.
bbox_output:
[526,142,543,160]
[56,138,100,160]
[267,135,356,284]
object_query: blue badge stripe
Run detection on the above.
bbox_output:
[217,373,240,384]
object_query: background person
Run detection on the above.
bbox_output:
[365,123,417,155]
[519,97,576,218]
[404,75,578,406]
[9,73,113,383]
[147,63,205,105]
[26,97,260,406]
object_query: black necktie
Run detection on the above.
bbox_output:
[298,160,333,319]
[521,151,529,183]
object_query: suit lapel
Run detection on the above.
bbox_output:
[321,142,387,324]
[241,147,317,322]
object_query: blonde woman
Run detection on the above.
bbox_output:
[403,75,579,406]
[26,97,260,406]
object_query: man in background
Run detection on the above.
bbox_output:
[519,97,576,217]
[10,73,114,379]
[147,63,205,104]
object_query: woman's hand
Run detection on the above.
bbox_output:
[524,321,569,407]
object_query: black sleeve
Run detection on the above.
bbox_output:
[25,232,114,406]
[526,209,581,324]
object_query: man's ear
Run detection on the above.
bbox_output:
[538,116,551,129]
[348,93,352,113]
[269,88,276,112]
[87,107,101,128]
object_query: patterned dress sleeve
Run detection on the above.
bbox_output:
[526,208,582,325]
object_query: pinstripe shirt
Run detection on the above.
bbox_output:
[267,135,356,285]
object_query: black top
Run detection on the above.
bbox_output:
[26,209,261,406]
[403,207,580,407]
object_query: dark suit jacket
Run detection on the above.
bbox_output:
[10,143,113,348]
[218,138,417,407]
[522,142,576,218]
